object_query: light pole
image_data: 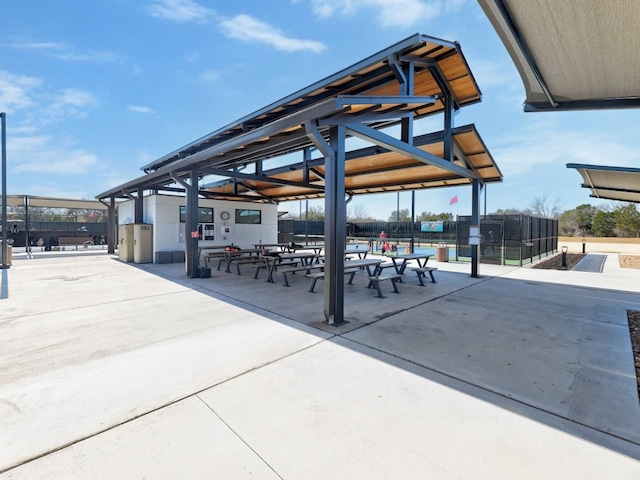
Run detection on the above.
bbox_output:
[1,112,8,269]
[561,245,568,268]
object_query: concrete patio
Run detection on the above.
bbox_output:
[1,249,639,478]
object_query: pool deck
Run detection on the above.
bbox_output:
[1,249,639,478]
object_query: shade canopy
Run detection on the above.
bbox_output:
[97,33,500,203]
[1,195,108,210]
[566,164,640,204]
[478,0,640,112]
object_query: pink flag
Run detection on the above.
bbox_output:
[449,195,458,205]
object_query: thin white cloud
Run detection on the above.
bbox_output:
[308,0,467,28]
[148,0,217,23]
[39,88,99,122]
[219,14,327,53]
[10,41,67,51]
[0,70,41,112]
[128,105,155,114]
[10,39,121,64]
[9,134,100,174]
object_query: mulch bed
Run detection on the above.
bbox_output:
[531,253,587,270]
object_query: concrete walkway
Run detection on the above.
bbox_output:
[1,250,639,478]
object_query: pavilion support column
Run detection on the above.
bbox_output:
[108,197,116,254]
[134,187,144,224]
[185,169,200,279]
[471,178,481,278]
[323,125,347,325]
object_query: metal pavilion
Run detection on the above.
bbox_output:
[96,33,503,325]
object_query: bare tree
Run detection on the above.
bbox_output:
[347,203,373,221]
[529,194,564,219]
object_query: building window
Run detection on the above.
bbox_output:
[180,206,214,223]
[235,209,261,224]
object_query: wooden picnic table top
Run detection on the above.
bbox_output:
[254,243,289,250]
[344,258,381,268]
[345,248,368,259]
[280,252,319,259]
[389,253,431,261]
[198,245,230,255]
[388,253,431,273]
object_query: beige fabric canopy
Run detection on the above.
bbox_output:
[567,164,640,204]
[478,0,640,111]
[1,195,108,210]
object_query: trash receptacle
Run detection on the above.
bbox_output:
[436,244,449,262]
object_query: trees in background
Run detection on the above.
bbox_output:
[281,205,325,221]
[559,203,639,237]
[491,201,639,238]
[416,211,454,221]
[612,204,640,237]
[281,199,639,238]
[529,194,564,219]
[387,209,412,222]
[347,203,376,222]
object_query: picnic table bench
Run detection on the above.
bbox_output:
[204,251,227,269]
[279,263,323,287]
[58,237,94,250]
[231,256,265,275]
[253,255,299,283]
[306,266,361,293]
[367,273,403,298]
[411,266,438,286]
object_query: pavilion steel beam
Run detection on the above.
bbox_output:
[344,123,479,180]
[199,167,325,191]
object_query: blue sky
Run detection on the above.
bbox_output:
[2,0,638,219]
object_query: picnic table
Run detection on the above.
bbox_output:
[290,245,323,255]
[342,258,381,276]
[388,253,431,274]
[198,245,228,265]
[305,258,382,293]
[345,248,368,259]
[222,248,263,273]
[253,243,289,252]
[256,251,322,283]
[279,252,320,266]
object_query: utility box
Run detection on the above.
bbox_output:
[118,224,135,262]
[133,224,153,264]
[155,251,171,264]
[171,250,185,263]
